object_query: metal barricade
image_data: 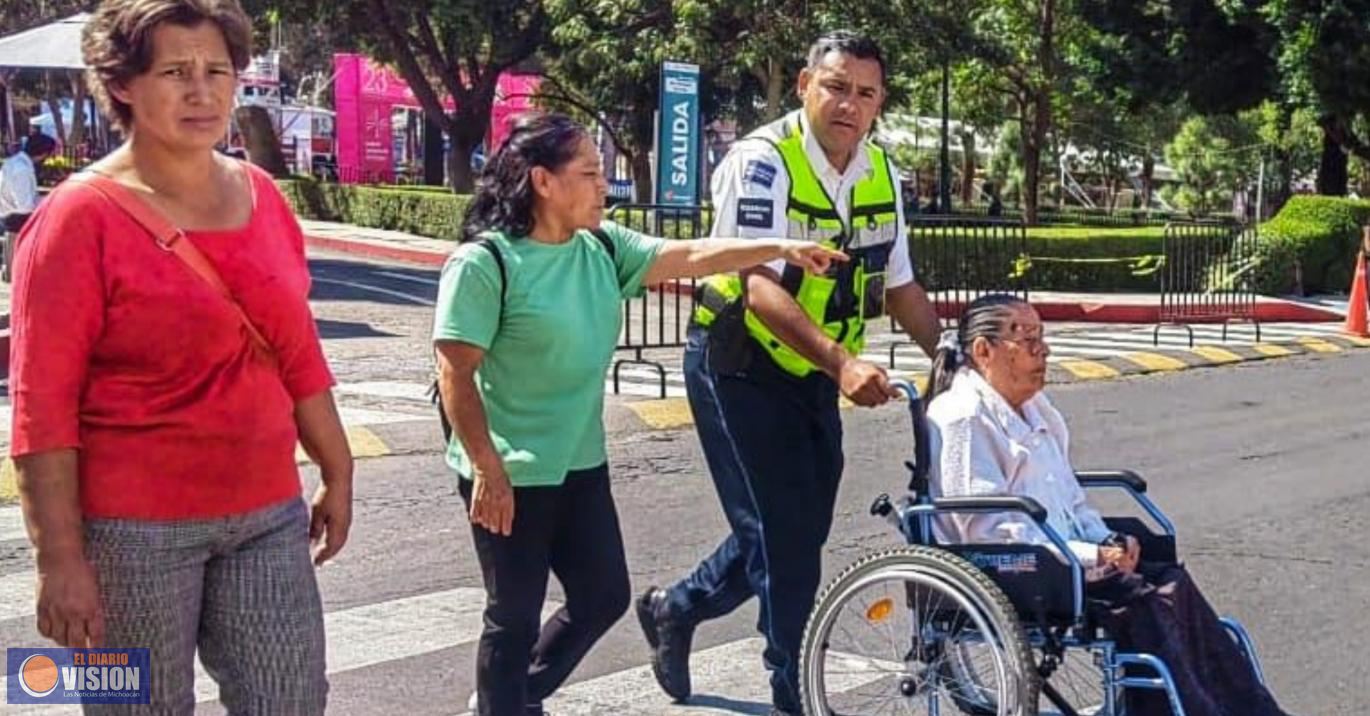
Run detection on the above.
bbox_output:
[888,217,1030,366]
[604,203,713,398]
[1155,222,1261,347]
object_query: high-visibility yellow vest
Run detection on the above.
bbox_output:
[694,112,900,377]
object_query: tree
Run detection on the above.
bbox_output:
[1242,99,1321,213]
[1164,114,1260,214]
[961,0,1074,224]
[542,0,676,201]
[674,0,818,125]
[270,0,547,191]
[1264,0,1370,196]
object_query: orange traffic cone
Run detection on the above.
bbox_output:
[1346,249,1369,338]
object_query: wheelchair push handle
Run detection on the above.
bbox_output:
[887,378,932,495]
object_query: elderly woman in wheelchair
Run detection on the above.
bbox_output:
[796,294,1294,716]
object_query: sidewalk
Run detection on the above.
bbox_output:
[299,219,1348,323]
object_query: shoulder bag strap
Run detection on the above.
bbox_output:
[70,172,275,361]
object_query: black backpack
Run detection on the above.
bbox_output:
[431,229,617,442]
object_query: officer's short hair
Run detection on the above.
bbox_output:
[24,133,57,158]
[806,30,886,83]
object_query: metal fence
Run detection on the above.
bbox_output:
[1155,222,1261,346]
[604,203,714,397]
[885,217,1031,366]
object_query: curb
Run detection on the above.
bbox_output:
[304,234,448,267]
[614,333,1370,432]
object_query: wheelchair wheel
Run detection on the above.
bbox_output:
[799,546,1040,716]
[1039,648,1107,715]
[942,642,1107,715]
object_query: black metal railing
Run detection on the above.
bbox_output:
[887,216,1031,367]
[604,203,714,397]
[1154,222,1261,347]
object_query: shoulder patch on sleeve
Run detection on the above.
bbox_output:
[742,159,778,189]
[737,198,775,229]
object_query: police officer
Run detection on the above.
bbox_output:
[636,30,940,716]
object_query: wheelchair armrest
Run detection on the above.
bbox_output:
[1077,470,1176,537]
[1075,470,1148,493]
[932,496,1048,524]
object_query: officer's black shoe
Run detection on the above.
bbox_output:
[635,586,694,702]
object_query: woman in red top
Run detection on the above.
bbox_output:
[8,1,352,712]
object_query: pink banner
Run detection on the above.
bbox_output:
[333,53,542,184]
[489,72,542,152]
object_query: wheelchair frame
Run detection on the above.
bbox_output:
[798,379,1265,716]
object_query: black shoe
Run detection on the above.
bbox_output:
[635,586,694,702]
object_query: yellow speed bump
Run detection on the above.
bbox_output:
[626,398,695,430]
[1,459,16,504]
[1189,346,1243,364]
[1121,352,1188,372]
[1252,343,1295,357]
[1339,334,1370,347]
[1296,336,1342,354]
[295,426,391,464]
[1058,360,1121,380]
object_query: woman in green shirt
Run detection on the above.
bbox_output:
[432,113,843,716]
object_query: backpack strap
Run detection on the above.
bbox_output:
[474,238,507,306]
[591,227,616,260]
[433,237,507,443]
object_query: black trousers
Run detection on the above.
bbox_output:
[665,327,844,713]
[459,464,631,716]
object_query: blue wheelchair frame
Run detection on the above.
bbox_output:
[868,379,1265,716]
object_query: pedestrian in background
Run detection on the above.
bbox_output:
[433,111,846,716]
[9,0,352,713]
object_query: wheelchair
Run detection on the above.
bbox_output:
[798,380,1266,716]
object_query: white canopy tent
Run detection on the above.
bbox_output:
[0,13,91,71]
[0,13,92,148]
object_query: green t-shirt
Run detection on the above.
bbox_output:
[432,221,665,486]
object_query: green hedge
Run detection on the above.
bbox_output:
[1253,196,1370,295]
[277,178,471,241]
[910,225,1167,293]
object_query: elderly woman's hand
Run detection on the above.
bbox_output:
[779,240,849,275]
[1099,535,1141,574]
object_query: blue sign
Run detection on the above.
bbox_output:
[655,61,701,206]
[7,648,151,705]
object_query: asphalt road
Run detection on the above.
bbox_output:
[2,251,1366,714]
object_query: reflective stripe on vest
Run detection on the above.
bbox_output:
[694,112,899,377]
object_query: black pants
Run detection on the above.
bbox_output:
[459,464,631,716]
[665,327,844,713]
[1089,564,1292,716]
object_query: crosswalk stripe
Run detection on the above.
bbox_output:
[0,568,36,622]
[335,381,435,402]
[0,578,560,709]
[0,504,26,542]
[193,588,559,703]
[336,406,428,426]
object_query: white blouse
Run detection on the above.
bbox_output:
[926,368,1112,567]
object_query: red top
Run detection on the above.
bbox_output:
[8,164,334,519]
